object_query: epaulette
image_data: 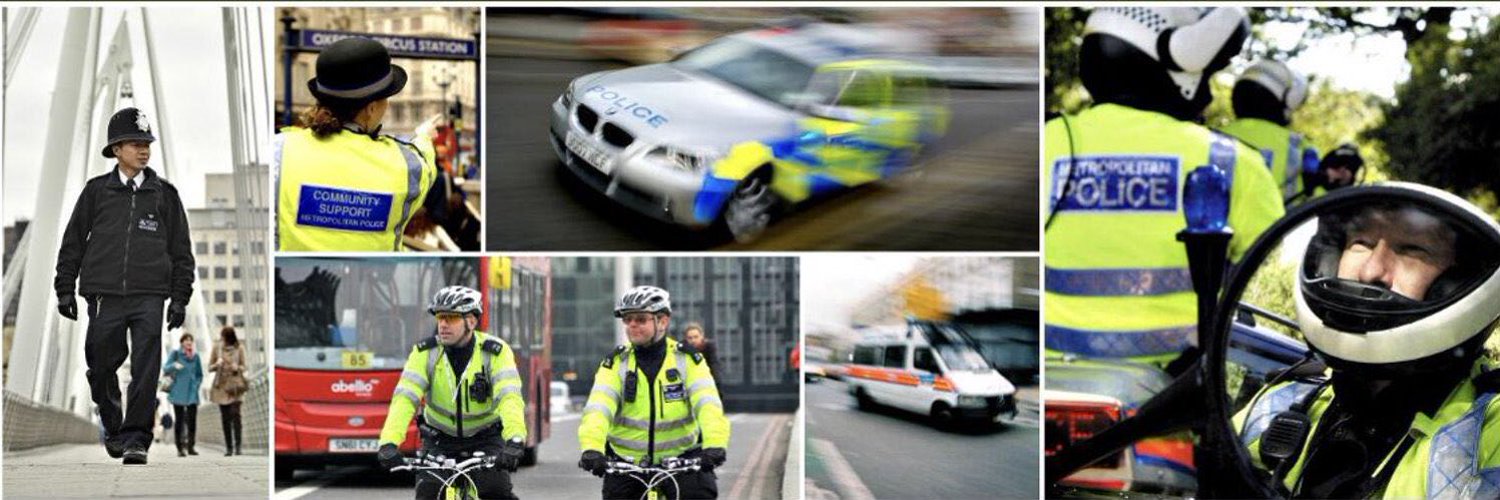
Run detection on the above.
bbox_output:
[676,342,704,365]
[414,336,439,352]
[482,338,505,354]
[387,135,430,162]
[602,345,629,369]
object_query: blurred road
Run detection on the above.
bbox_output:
[274,412,791,499]
[485,22,1039,251]
[803,379,1039,500]
[5,443,267,499]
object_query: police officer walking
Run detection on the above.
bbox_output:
[54,107,196,465]
[577,286,731,499]
[274,37,440,251]
[377,286,527,499]
[1221,59,1315,207]
[1044,7,1285,367]
[1234,185,1500,498]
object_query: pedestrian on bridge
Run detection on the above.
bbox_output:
[165,332,203,457]
[54,107,196,466]
[210,326,248,456]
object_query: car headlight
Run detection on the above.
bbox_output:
[647,146,720,174]
[560,85,575,109]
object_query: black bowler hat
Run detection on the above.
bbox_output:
[101,107,156,158]
[307,37,407,107]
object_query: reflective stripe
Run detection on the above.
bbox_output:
[497,386,521,399]
[1239,381,1320,447]
[425,346,441,386]
[688,379,716,397]
[693,395,723,414]
[584,402,615,421]
[426,399,456,420]
[1285,134,1302,200]
[592,385,621,404]
[609,435,649,453]
[1045,266,1193,297]
[676,351,687,375]
[654,431,701,452]
[616,349,632,414]
[614,415,694,432]
[393,144,424,251]
[493,368,520,384]
[1044,324,1194,358]
[608,430,700,455]
[400,369,428,389]
[423,414,459,436]
[1428,392,1500,499]
[393,386,422,407]
[272,134,285,249]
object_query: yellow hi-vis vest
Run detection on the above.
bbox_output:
[273,126,437,251]
[1220,117,1310,204]
[1044,104,1285,364]
[1234,360,1500,498]
[379,331,526,444]
[579,338,730,464]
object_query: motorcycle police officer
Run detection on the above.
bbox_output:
[55,107,196,465]
[1045,7,1285,366]
[1234,184,1500,498]
[274,37,440,251]
[1221,59,1317,206]
[377,286,527,499]
[577,286,731,499]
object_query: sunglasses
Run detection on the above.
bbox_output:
[621,314,657,325]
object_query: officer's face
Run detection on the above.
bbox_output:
[685,328,705,349]
[435,313,476,346]
[114,141,151,169]
[624,312,668,346]
[1337,207,1457,300]
[1324,165,1354,189]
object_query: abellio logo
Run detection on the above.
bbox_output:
[331,379,380,397]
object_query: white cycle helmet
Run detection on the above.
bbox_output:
[615,286,672,317]
[1234,59,1309,124]
[1294,183,1500,374]
[429,285,483,317]
[1081,7,1250,119]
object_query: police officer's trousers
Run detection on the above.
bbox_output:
[603,468,718,499]
[415,426,517,500]
[84,294,164,449]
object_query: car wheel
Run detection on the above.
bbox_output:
[855,388,875,411]
[723,175,775,243]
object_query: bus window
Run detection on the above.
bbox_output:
[852,345,880,365]
[882,345,906,369]
[913,347,941,374]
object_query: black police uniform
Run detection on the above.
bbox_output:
[54,108,196,453]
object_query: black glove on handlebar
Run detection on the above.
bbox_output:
[703,448,727,470]
[579,450,606,477]
[377,443,404,471]
[498,439,525,472]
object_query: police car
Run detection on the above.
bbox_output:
[844,320,1016,427]
[549,23,949,242]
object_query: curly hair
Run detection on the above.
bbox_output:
[299,102,363,138]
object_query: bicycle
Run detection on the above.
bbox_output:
[604,456,705,500]
[389,451,498,500]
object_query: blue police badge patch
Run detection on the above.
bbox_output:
[296,184,394,232]
[663,382,686,401]
[1053,155,1180,212]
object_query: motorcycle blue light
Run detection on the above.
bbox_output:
[1183,165,1230,232]
[1303,146,1320,175]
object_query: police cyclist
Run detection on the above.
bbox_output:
[1045,7,1285,367]
[578,286,731,499]
[377,286,527,499]
[1233,184,1500,498]
[274,37,442,251]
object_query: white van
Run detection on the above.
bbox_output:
[845,321,1017,426]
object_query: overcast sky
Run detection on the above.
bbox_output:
[4,7,273,222]
[801,255,917,330]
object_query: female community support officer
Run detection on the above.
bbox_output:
[274,37,440,251]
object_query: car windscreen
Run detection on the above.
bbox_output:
[674,37,815,108]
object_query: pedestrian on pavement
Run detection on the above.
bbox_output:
[578,286,731,499]
[274,37,441,251]
[682,322,721,383]
[376,286,527,499]
[165,332,203,457]
[210,326,248,456]
[54,106,196,465]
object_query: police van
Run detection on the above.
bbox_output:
[845,320,1016,426]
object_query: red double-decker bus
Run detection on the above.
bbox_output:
[274,257,551,480]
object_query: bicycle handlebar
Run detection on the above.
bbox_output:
[389,453,497,473]
[604,456,703,476]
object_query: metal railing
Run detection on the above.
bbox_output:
[194,367,268,453]
[3,390,98,452]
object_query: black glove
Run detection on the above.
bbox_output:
[377,443,404,471]
[498,438,525,472]
[578,450,606,477]
[57,295,78,321]
[167,301,186,330]
[703,448,727,470]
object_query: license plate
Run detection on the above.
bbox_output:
[565,131,613,174]
[328,438,379,453]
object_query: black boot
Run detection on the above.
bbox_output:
[187,429,198,456]
[223,419,234,456]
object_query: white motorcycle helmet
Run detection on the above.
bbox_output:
[1233,59,1309,124]
[1294,183,1500,375]
[1081,7,1251,120]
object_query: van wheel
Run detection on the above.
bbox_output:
[931,403,958,429]
[855,388,875,411]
